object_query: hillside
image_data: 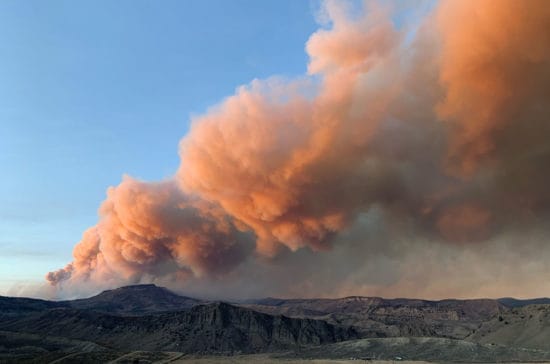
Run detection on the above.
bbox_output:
[498,297,550,307]
[2,284,550,362]
[0,296,68,319]
[283,337,550,362]
[65,284,202,315]
[467,304,550,350]
[241,296,507,339]
[0,301,358,353]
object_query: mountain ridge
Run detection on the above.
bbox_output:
[3,284,550,362]
[0,299,358,353]
[5,284,549,310]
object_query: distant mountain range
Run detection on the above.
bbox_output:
[1,284,550,362]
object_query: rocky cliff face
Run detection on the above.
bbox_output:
[241,296,507,339]
[0,301,358,353]
[179,302,359,351]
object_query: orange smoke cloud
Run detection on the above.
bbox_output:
[437,203,492,243]
[46,177,252,286]
[47,0,550,297]
[436,0,550,177]
[177,1,405,255]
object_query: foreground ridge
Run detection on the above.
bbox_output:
[2,284,550,362]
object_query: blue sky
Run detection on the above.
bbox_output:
[0,0,318,294]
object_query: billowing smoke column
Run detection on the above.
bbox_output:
[47,0,550,298]
[47,178,253,289]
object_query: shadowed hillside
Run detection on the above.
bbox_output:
[64,284,202,315]
[0,299,358,353]
[241,296,507,339]
[2,284,550,362]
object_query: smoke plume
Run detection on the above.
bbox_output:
[46,0,550,299]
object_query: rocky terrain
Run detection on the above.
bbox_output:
[0,302,357,353]
[1,284,550,363]
[241,296,506,339]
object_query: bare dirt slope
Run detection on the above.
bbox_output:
[281,337,550,362]
[467,304,550,350]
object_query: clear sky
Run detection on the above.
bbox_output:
[0,0,318,294]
